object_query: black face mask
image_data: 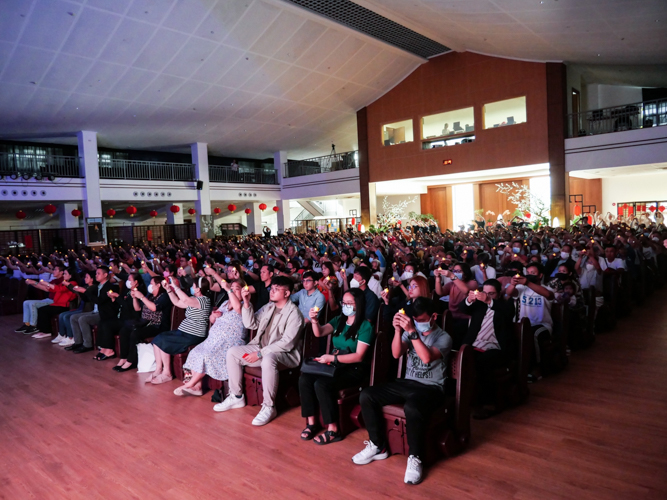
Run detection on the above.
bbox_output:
[555,273,569,281]
[525,274,539,284]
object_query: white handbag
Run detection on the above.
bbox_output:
[137,342,156,373]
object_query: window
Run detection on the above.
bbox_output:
[452,183,474,230]
[483,96,527,129]
[422,107,474,139]
[381,119,413,146]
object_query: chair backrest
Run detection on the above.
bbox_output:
[369,329,393,386]
[301,322,319,359]
[513,318,532,398]
[170,305,187,330]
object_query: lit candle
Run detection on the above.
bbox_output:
[313,306,319,312]
[515,274,521,278]
[325,276,330,281]
[399,308,405,314]
[243,285,249,291]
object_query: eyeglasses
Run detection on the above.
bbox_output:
[302,279,313,283]
[408,284,418,290]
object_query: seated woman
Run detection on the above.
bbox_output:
[33,266,78,341]
[434,263,478,346]
[173,279,247,397]
[382,275,430,325]
[299,288,373,445]
[58,270,96,347]
[96,272,147,361]
[114,276,173,372]
[146,276,211,384]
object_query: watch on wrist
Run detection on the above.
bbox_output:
[256,351,262,359]
[408,331,419,340]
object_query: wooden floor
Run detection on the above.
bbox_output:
[1,300,666,500]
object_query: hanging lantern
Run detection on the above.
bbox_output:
[170,205,180,214]
[357,223,362,232]
[245,208,251,215]
[188,208,196,215]
[228,204,237,213]
[587,215,593,225]
[126,205,137,217]
[213,207,221,215]
[573,204,581,217]
[351,217,356,225]
[259,203,267,211]
[106,209,116,218]
[272,206,279,212]
[71,209,81,218]
[16,210,27,220]
[149,210,158,218]
[44,204,57,216]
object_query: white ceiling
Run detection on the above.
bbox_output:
[569,162,667,179]
[0,0,665,162]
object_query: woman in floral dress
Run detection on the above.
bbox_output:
[174,279,247,396]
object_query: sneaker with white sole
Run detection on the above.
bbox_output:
[404,455,423,485]
[59,338,75,347]
[213,394,246,412]
[251,404,277,426]
[352,440,389,465]
[51,334,65,344]
[24,326,39,335]
[33,332,52,339]
[15,325,29,333]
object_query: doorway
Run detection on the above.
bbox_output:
[571,88,581,136]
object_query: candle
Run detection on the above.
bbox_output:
[313,306,319,312]
[243,285,249,291]
[325,276,330,281]
[399,308,405,314]
[515,274,521,278]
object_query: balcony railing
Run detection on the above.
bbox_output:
[209,165,278,184]
[0,152,82,178]
[284,150,358,178]
[99,159,195,181]
[567,98,667,138]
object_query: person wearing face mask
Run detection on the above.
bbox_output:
[114,276,173,372]
[147,276,212,385]
[352,297,451,485]
[216,276,304,427]
[434,263,478,345]
[95,272,147,361]
[347,267,380,322]
[460,279,515,419]
[505,263,555,382]
[382,276,430,325]
[299,289,373,444]
[545,244,575,278]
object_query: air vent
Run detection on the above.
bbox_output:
[284,0,450,59]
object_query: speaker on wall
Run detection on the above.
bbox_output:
[196,180,203,190]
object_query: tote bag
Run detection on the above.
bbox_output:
[137,343,156,373]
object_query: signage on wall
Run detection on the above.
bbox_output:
[443,159,452,165]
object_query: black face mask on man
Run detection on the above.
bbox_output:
[525,274,540,284]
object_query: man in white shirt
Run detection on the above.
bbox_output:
[598,246,627,272]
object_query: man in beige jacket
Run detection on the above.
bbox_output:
[215,276,305,426]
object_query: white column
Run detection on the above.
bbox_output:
[245,202,262,235]
[77,131,101,220]
[58,203,80,229]
[275,199,291,234]
[368,182,377,228]
[166,203,183,224]
[274,150,287,184]
[192,142,211,237]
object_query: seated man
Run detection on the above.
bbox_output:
[505,262,555,382]
[350,266,380,322]
[215,276,305,426]
[353,297,452,485]
[290,270,325,322]
[460,279,515,419]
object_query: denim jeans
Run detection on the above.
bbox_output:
[58,308,82,338]
[22,298,53,325]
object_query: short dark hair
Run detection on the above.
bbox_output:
[482,279,501,294]
[261,263,275,274]
[354,266,372,284]
[271,276,293,293]
[302,270,317,282]
[98,266,110,274]
[525,262,543,274]
[412,296,435,317]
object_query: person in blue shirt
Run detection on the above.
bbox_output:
[290,271,325,322]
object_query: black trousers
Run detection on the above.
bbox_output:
[359,379,446,459]
[472,348,507,406]
[36,305,69,334]
[97,318,143,350]
[299,364,368,425]
[119,324,162,365]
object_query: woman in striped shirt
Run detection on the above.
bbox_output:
[147,276,211,385]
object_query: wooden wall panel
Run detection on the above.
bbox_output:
[365,52,550,184]
[421,186,452,230]
[569,177,602,213]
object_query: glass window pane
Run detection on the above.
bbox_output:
[422,107,474,139]
[483,96,527,129]
[381,119,413,146]
[452,183,474,230]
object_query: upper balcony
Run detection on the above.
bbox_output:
[0,152,82,179]
[567,98,667,139]
[209,164,277,184]
[284,150,358,178]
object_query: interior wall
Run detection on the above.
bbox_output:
[364,51,550,184]
[478,178,529,220]
[420,186,452,230]
[565,64,586,114]
[601,171,667,214]
[586,84,643,110]
[568,177,602,214]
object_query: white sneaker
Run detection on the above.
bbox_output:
[352,440,389,465]
[251,404,277,426]
[51,334,65,344]
[404,455,423,485]
[213,394,246,412]
[33,332,52,339]
[59,338,75,347]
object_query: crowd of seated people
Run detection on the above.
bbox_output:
[2,216,666,485]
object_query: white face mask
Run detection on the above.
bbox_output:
[126,280,133,289]
[401,271,414,280]
[652,237,660,242]
[571,250,580,260]
[350,278,360,288]
[147,284,154,294]
[560,252,570,260]
[531,249,539,255]
[497,250,504,256]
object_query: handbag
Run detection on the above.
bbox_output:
[300,348,350,378]
[136,342,156,373]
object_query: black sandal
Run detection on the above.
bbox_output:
[314,430,343,445]
[300,424,319,441]
[95,352,116,361]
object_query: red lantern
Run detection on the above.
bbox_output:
[228,204,236,213]
[649,205,657,212]
[170,205,180,214]
[259,203,267,211]
[573,204,581,217]
[71,209,81,217]
[351,217,356,225]
[126,205,137,217]
[213,207,221,215]
[44,204,57,216]
[524,212,531,219]
[659,206,666,213]
[357,223,362,231]
[188,208,196,215]
[587,215,593,225]
[245,208,251,215]
[106,209,116,218]
[149,210,158,218]
[16,210,27,220]
[272,206,279,212]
